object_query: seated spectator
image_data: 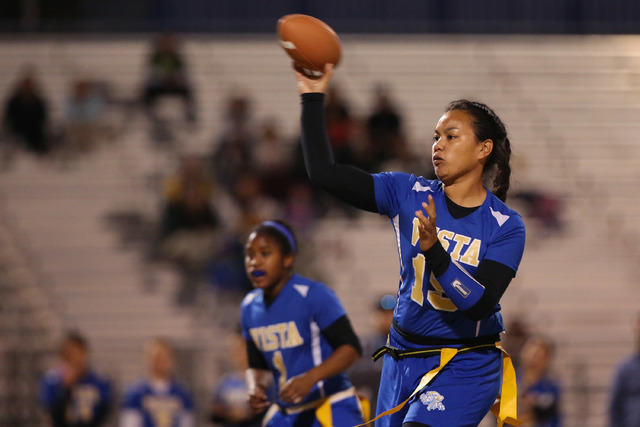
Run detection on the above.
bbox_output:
[230,172,282,235]
[363,83,430,177]
[155,157,220,304]
[364,83,404,172]
[62,78,106,156]
[142,32,196,123]
[511,190,563,233]
[39,332,112,427]
[283,181,316,235]
[3,68,49,155]
[252,119,292,202]
[163,155,216,204]
[158,179,221,305]
[518,336,562,427]
[210,93,256,194]
[120,338,194,427]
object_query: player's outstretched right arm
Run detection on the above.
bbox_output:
[296,65,378,213]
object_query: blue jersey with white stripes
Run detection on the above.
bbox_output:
[121,379,193,427]
[373,173,526,340]
[40,368,112,424]
[241,274,353,407]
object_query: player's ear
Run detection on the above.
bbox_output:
[283,254,294,270]
[478,139,493,161]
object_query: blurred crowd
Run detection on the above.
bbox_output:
[0,32,582,427]
[1,32,563,309]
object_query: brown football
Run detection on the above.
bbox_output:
[277,14,341,77]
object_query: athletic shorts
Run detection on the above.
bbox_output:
[263,389,365,427]
[375,336,502,426]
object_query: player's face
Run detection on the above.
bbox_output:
[62,341,88,372]
[147,343,174,379]
[245,232,293,297]
[432,110,491,185]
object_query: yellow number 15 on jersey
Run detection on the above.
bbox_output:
[410,218,457,312]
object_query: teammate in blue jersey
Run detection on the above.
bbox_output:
[40,332,112,427]
[120,338,194,427]
[518,336,561,427]
[241,220,367,427]
[292,64,526,427]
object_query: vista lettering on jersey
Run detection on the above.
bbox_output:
[411,218,481,267]
[74,385,100,421]
[143,396,182,426]
[249,321,304,351]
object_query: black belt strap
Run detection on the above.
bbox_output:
[372,341,499,362]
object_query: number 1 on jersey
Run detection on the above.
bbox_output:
[411,254,426,305]
[272,351,287,389]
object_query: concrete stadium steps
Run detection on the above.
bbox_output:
[0,142,196,375]
[3,35,640,427]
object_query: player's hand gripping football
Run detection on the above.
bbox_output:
[415,195,438,252]
[279,373,315,404]
[294,63,334,95]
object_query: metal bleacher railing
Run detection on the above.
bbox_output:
[0,196,65,426]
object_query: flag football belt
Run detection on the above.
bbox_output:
[360,341,521,427]
[274,386,370,427]
[277,387,357,415]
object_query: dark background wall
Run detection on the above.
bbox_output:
[1,0,640,34]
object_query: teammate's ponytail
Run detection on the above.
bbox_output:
[490,136,512,203]
[445,100,512,202]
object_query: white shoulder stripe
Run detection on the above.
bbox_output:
[412,182,433,193]
[490,207,510,227]
[242,292,258,306]
[293,284,309,298]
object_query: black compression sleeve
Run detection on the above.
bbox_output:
[321,315,362,356]
[463,259,516,321]
[424,241,515,321]
[422,240,451,277]
[246,339,269,370]
[301,93,378,213]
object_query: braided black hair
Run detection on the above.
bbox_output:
[445,100,512,202]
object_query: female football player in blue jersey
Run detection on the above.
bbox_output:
[292,64,526,427]
[241,220,367,427]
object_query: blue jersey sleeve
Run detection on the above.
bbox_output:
[240,291,259,342]
[308,284,347,330]
[98,376,113,406]
[121,385,142,409]
[181,388,194,410]
[372,172,413,218]
[39,374,60,406]
[484,215,526,272]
